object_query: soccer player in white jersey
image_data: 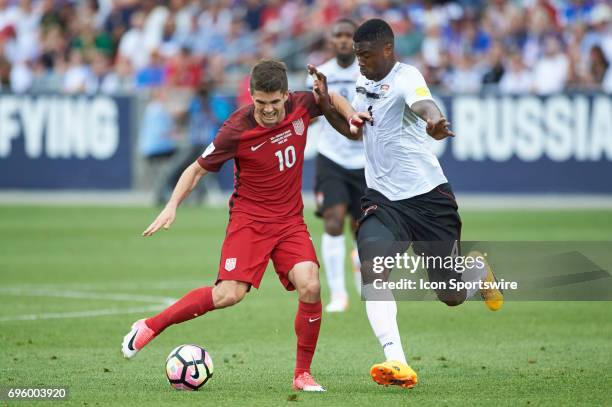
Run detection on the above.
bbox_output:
[306,19,365,313]
[320,18,504,389]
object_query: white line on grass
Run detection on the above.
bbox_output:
[0,305,164,322]
[0,280,204,291]
[0,287,176,304]
[0,287,176,322]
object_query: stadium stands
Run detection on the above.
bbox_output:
[0,0,609,95]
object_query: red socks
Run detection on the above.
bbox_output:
[146,286,215,335]
[145,288,321,378]
[294,300,322,377]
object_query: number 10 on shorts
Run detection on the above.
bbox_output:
[275,146,296,171]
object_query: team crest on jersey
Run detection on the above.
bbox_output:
[292,118,305,136]
[224,258,236,271]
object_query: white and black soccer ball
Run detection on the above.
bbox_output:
[165,344,213,391]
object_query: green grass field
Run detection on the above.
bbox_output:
[1,206,611,406]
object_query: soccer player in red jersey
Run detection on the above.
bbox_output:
[121,60,358,392]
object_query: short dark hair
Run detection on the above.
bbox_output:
[250,59,288,94]
[354,18,394,44]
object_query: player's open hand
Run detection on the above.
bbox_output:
[142,206,176,237]
[426,118,455,140]
[307,64,329,103]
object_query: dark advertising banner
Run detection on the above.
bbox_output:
[436,93,612,193]
[0,95,132,189]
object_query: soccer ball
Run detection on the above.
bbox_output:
[165,344,213,391]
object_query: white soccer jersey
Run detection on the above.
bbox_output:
[306,58,365,169]
[352,62,447,201]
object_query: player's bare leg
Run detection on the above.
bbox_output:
[288,261,325,392]
[122,281,248,359]
[434,251,504,311]
[322,204,349,312]
[211,280,250,309]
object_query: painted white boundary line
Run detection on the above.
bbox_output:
[0,287,176,322]
[0,305,165,322]
[0,280,203,291]
[0,288,176,304]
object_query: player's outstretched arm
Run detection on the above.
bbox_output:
[329,92,374,140]
[411,100,455,140]
[324,92,358,140]
[142,162,208,237]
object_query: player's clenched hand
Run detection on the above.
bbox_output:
[349,112,372,137]
[142,206,176,237]
[426,118,455,140]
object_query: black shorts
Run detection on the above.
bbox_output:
[358,183,461,243]
[357,184,464,302]
[314,153,366,220]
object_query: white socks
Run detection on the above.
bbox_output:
[462,259,488,299]
[351,244,362,295]
[363,284,407,364]
[321,233,347,299]
[357,255,487,364]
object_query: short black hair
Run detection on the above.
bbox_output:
[333,18,358,30]
[353,18,394,44]
[250,59,288,94]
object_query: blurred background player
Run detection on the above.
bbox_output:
[307,18,365,313]
[161,80,233,205]
[122,59,356,392]
[347,19,504,390]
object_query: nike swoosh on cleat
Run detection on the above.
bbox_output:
[127,330,138,351]
[308,317,321,323]
[251,141,267,151]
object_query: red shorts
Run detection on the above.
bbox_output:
[216,216,319,291]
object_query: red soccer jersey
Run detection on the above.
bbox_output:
[197,91,322,222]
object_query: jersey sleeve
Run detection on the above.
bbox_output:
[400,65,434,108]
[196,115,242,172]
[291,91,322,118]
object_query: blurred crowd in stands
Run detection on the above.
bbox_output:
[0,0,610,97]
[2,0,606,201]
